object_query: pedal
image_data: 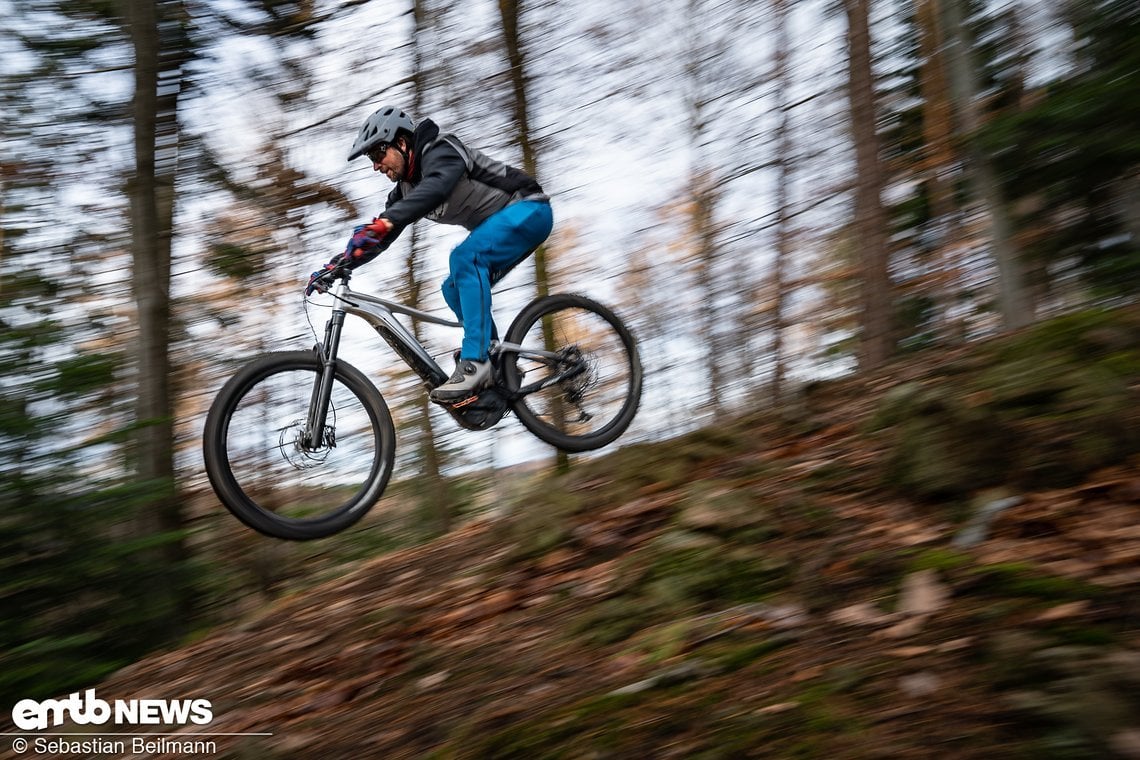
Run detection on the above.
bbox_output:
[430,391,479,409]
[445,394,480,409]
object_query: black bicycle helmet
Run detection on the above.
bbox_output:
[347,105,415,162]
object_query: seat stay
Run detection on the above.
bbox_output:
[513,362,587,396]
[493,340,560,362]
[495,341,587,397]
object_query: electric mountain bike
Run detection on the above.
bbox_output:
[201,263,642,540]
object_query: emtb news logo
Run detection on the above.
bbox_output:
[12,689,213,731]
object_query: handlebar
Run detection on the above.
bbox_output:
[307,261,353,296]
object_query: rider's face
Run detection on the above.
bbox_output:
[371,141,405,183]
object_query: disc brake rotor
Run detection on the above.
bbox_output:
[278,420,336,470]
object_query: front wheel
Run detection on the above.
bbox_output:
[502,294,642,452]
[202,351,396,540]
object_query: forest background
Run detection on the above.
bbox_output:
[1,0,1137,708]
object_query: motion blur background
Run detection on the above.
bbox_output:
[1,0,1137,713]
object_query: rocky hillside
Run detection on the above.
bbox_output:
[5,308,1139,760]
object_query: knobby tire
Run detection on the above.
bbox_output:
[202,351,395,540]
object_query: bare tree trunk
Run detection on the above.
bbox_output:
[939,0,1033,329]
[917,0,964,342]
[498,0,567,471]
[405,227,452,535]
[404,229,448,535]
[404,0,453,535]
[690,170,726,418]
[126,0,190,622]
[681,0,729,419]
[769,0,793,404]
[843,0,894,370]
[497,0,549,299]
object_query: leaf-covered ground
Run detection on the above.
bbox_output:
[6,311,1140,760]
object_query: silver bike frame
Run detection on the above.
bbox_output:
[301,275,575,448]
[334,281,459,388]
[331,280,548,387]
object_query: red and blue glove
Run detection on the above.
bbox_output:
[344,217,393,264]
[305,218,394,296]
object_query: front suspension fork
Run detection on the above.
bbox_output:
[304,310,346,449]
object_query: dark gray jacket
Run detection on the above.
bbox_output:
[380,119,548,237]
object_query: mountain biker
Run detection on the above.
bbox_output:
[306,105,553,403]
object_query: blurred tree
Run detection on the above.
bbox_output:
[876,0,967,349]
[125,0,197,625]
[842,0,894,369]
[768,0,794,403]
[497,0,544,265]
[901,0,966,346]
[404,0,455,535]
[620,233,690,436]
[0,279,188,702]
[0,75,192,698]
[980,0,1140,303]
[940,0,1032,329]
[1,0,205,686]
[683,0,724,415]
[915,0,960,317]
[676,0,771,416]
[687,165,728,417]
[879,0,1053,347]
[497,0,575,469]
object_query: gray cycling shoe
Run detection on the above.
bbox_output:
[430,359,491,403]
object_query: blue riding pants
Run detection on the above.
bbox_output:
[441,200,553,362]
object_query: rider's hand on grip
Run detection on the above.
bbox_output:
[305,262,339,296]
[344,217,393,263]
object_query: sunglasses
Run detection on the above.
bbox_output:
[366,143,391,163]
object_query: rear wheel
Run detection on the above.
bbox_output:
[502,294,642,452]
[202,351,395,540]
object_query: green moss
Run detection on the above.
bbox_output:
[968,563,1104,602]
[906,547,973,574]
[637,620,692,663]
[503,486,581,562]
[676,481,779,540]
[704,634,796,673]
[568,596,666,645]
[991,308,1140,363]
[642,546,792,608]
[1041,625,1118,647]
[792,678,868,738]
[454,689,653,759]
[870,307,1140,498]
